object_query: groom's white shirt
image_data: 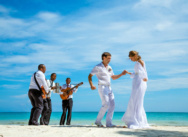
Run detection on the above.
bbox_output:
[90,62,114,85]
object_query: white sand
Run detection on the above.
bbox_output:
[0,125,188,137]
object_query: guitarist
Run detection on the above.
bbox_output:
[60,78,78,125]
[45,73,56,124]
[40,73,57,125]
[28,64,53,125]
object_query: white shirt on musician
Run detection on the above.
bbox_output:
[29,70,51,93]
[46,79,55,98]
[90,62,114,85]
[61,84,77,99]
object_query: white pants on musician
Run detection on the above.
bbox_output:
[95,85,115,127]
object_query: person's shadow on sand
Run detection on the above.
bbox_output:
[51,125,188,137]
[117,129,188,137]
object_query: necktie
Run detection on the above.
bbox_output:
[50,80,53,87]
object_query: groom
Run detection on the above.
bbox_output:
[88,52,126,127]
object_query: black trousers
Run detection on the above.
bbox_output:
[40,99,49,125]
[40,98,52,125]
[60,98,73,125]
[44,98,52,125]
[28,89,43,125]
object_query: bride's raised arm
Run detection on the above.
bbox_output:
[137,61,148,81]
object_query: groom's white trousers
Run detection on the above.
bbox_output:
[95,85,115,126]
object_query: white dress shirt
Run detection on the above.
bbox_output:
[46,79,55,98]
[29,70,51,93]
[61,84,77,99]
[90,62,114,86]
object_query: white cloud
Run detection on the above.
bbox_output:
[148,77,188,92]
[2,55,30,63]
[1,79,26,82]
[0,5,12,14]
[11,94,28,99]
[37,12,62,21]
[0,84,21,89]
[0,17,34,38]
[159,68,188,76]
[134,0,173,9]
[155,21,173,31]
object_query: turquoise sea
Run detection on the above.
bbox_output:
[0,112,188,126]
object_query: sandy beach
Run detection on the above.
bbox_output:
[0,125,188,137]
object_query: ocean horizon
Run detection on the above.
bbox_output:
[0,112,188,126]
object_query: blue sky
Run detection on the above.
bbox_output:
[0,0,188,112]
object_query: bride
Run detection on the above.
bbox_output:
[122,51,149,129]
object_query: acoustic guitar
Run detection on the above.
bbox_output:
[60,82,83,100]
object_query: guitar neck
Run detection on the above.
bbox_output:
[67,83,83,93]
[67,84,79,93]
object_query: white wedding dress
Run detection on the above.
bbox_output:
[122,61,149,129]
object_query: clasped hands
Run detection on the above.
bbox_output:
[123,70,148,82]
